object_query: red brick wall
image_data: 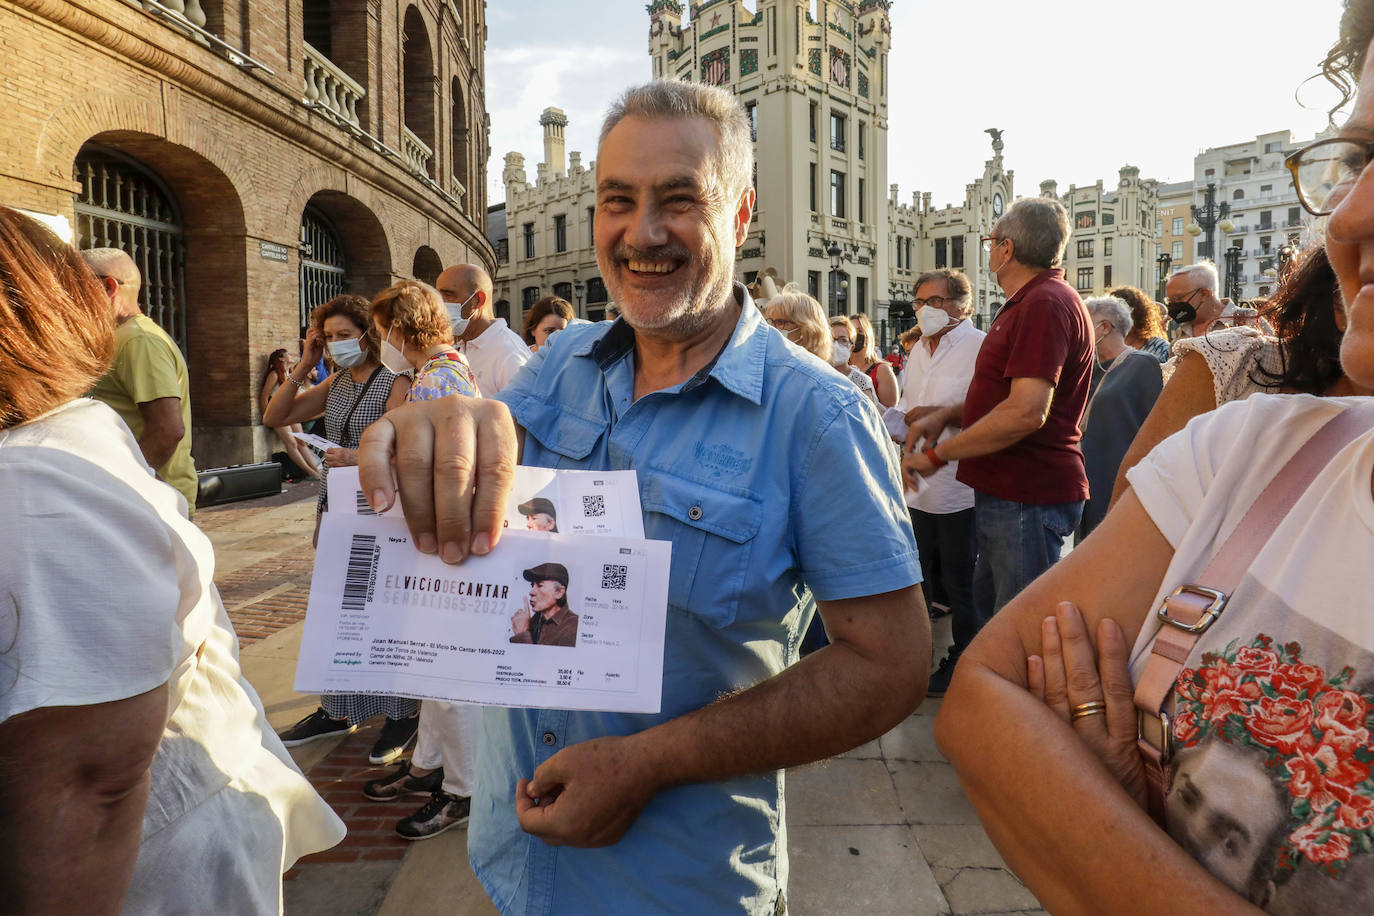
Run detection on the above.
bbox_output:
[3,0,493,468]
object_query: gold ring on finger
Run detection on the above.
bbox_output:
[1070,700,1108,722]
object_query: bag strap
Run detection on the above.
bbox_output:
[1133,400,1374,825]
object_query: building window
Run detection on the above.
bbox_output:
[587,206,595,242]
[1205,168,1215,177]
[858,123,865,160]
[830,170,845,218]
[1104,237,1113,257]
[523,222,535,259]
[521,286,540,309]
[553,281,572,303]
[1261,184,1273,195]
[856,276,867,311]
[1265,141,1282,153]
[807,270,820,299]
[1233,188,1245,200]
[858,178,865,223]
[554,214,567,253]
[747,102,758,142]
[1259,210,1273,229]
[809,163,817,212]
[1173,217,1183,236]
[830,111,845,152]
[951,235,964,269]
[935,238,947,269]
[906,238,913,269]
[1288,206,1301,226]
[1260,234,1272,252]
[1172,241,1183,259]
[809,102,817,144]
[1103,265,1113,287]
[894,235,903,269]
[1076,239,1094,259]
[1076,267,1094,291]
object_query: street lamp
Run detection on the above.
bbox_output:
[1185,182,1236,263]
[1223,246,1244,302]
[572,277,586,317]
[826,240,843,314]
[1155,251,1172,302]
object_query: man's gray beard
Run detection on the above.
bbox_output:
[611,263,736,341]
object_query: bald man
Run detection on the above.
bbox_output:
[82,248,198,516]
[436,263,529,396]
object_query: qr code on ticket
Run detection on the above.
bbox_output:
[582,494,607,517]
[601,564,628,590]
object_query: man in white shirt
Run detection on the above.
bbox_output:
[368,262,531,839]
[437,263,530,395]
[1164,261,1229,339]
[897,269,985,696]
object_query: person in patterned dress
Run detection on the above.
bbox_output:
[265,294,419,765]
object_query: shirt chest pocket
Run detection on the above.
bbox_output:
[518,400,604,468]
[641,470,763,628]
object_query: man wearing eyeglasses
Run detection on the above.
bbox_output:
[894,268,985,682]
[902,198,1093,696]
[1163,262,1229,338]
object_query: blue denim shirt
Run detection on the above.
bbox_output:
[471,289,922,915]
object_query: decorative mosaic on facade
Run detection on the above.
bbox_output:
[858,70,869,98]
[701,47,730,86]
[830,48,851,88]
[740,48,758,75]
[807,47,821,75]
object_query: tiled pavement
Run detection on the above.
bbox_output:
[200,486,1049,915]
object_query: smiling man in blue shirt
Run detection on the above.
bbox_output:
[360,80,928,915]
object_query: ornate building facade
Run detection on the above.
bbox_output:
[3,0,492,467]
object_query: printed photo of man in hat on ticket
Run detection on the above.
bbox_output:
[510,562,578,647]
[518,496,558,533]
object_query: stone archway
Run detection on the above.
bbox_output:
[412,246,443,286]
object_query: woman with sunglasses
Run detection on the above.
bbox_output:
[936,3,1374,910]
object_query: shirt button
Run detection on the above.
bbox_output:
[688,506,703,521]
[542,731,557,746]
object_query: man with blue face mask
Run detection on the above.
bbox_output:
[437,264,529,396]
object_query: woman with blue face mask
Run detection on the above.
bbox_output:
[264,293,419,765]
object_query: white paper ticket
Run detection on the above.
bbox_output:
[291,430,341,453]
[327,465,645,538]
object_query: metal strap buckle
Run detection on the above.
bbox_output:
[1138,709,1177,765]
[1155,584,1228,634]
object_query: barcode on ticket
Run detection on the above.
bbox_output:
[355,488,377,516]
[342,534,379,611]
[601,563,628,590]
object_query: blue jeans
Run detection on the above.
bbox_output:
[965,493,1083,652]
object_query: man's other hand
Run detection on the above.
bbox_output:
[515,735,661,847]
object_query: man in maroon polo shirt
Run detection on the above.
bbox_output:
[902,197,1092,695]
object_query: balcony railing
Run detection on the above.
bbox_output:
[402,126,433,177]
[449,175,466,207]
[303,43,365,127]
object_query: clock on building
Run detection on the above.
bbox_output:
[992,192,1004,218]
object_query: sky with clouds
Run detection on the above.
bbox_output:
[485,0,1349,207]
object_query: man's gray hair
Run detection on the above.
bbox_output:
[994,198,1071,269]
[1174,261,1219,294]
[600,80,753,200]
[80,247,141,284]
[912,268,974,318]
[1085,295,1134,337]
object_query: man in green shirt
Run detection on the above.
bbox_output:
[82,249,197,516]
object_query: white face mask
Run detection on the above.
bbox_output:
[446,290,478,337]
[379,327,410,374]
[327,337,366,368]
[917,305,954,337]
[831,341,852,367]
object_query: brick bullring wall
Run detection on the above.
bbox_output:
[2,0,493,468]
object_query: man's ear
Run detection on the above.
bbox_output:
[733,188,755,247]
[102,276,121,301]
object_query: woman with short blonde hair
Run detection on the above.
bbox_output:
[828,315,879,404]
[764,284,829,360]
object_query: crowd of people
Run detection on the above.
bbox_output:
[5,0,1374,912]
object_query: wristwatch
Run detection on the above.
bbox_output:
[923,446,948,469]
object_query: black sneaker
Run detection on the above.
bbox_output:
[928,601,952,620]
[395,791,471,840]
[364,761,445,801]
[278,708,355,747]
[369,714,420,765]
[926,652,961,698]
